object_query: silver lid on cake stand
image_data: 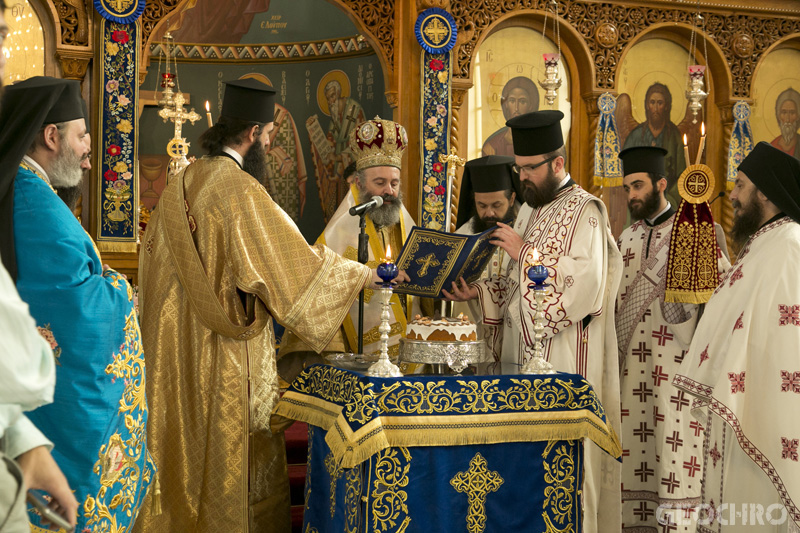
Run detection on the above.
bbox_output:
[399,338,489,372]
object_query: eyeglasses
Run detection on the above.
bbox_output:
[512,156,557,175]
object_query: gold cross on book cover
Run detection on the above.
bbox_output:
[393,224,502,298]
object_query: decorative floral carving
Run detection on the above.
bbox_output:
[595,22,618,48]
[449,0,800,98]
[55,0,89,46]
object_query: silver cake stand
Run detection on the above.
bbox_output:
[399,338,489,373]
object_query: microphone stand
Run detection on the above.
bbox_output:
[357,212,369,355]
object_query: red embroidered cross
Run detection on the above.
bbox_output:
[729,266,743,287]
[699,345,710,366]
[633,382,654,402]
[633,502,654,521]
[633,422,655,442]
[661,472,680,494]
[670,390,690,411]
[727,371,745,393]
[781,437,800,462]
[635,461,654,482]
[779,304,800,326]
[674,349,686,364]
[782,437,799,461]
[709,442,721,468]
[780,370,800,393]
[733,312,744,331]
[653,406,665,426]
[622,248,635,267]
[666,430,684,452]
[652,325,674,346]
[689,420,704,437]
[652,365,669,387]
[683,455,701,477]
[632,342,652,363]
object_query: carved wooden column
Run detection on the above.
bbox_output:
[719,103,738,255]
[448,84,469,232]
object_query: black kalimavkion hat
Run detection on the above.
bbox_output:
[221,78,276,123]
[619,146,668,178]
[738,141,800,223]
[506,110,564,156]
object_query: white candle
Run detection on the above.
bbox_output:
[205,100,213,128]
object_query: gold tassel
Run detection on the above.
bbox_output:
[151,472,162,516]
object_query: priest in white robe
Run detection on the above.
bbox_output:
[453,155,521,359]
[673,142,800,532]
[444,110,623,532]
[616,146,730,531]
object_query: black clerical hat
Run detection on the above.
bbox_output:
[619,146,668,177]
[738,141,800,223]
[0,76,74,280]
[82,99,90,134]
[456,155,521,229]
[221,78,276,123]
[506,110,564,156]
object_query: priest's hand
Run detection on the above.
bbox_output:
[369,269,410,290]
[442,277,477,301]
[490,222,523,261]
[16,445,78,529]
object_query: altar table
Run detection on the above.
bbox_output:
[271,364,621,533]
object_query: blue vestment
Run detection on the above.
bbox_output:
[13,163,155,532]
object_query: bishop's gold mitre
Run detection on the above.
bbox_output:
[349,116,408,171]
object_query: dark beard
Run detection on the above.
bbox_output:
[731,197,764,247]
[359,189,402,228]
[471,205,515,233]
[242,142,269,187]
[56,185,82,212]
[521,165,559,208]
[628,187,662,221]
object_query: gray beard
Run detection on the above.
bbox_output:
[49,145,83,188]
[781,121,797,145]
[359,189,402,228]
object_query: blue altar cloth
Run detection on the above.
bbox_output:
[272,365,621,533]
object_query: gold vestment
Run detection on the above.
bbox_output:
[134,156,370,533]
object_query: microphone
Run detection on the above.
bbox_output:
[349,195,384,216]
[709,191,725,205]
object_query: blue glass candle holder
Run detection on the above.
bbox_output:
[377,261,399,285]
[527,264,549,289]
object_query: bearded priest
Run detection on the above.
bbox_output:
[443,110,623,532]
[673,142,800,531]
[616,146,730,531]
[136,79,401,533]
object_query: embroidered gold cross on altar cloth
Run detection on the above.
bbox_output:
[450,453,504,533]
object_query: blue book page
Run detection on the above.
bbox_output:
[394,225,499,298]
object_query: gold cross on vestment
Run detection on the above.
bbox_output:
[450,453,504,533]
[424,17,450,45]
[416,253,441,276]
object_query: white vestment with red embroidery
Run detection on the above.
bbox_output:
[617,216,729,532]
[674,216,800,532]
[472,180,623,532]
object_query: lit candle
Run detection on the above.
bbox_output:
[683,134,691,167]
[527,248,548,287]
[377,244,398,284]
[696,122,706,165]
[205,100,213,128]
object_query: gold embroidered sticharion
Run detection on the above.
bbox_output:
[450,453,504,533]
